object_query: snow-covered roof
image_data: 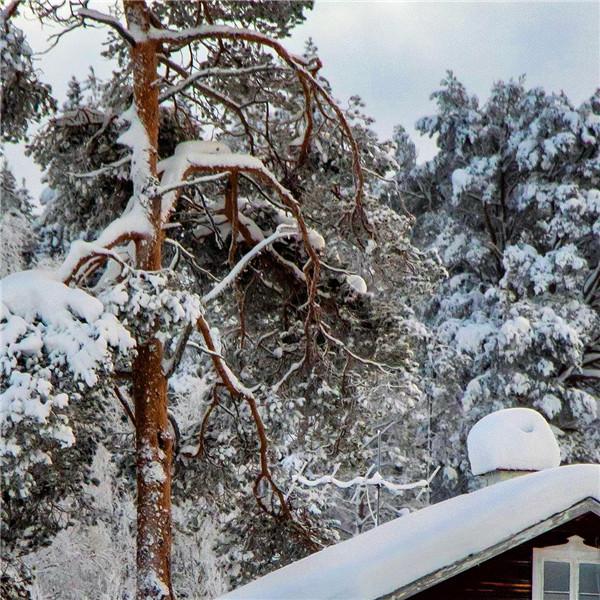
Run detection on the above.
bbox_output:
[467,407,561,476]
[220,464,600,600]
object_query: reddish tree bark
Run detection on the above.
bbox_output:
[124,2,173,598]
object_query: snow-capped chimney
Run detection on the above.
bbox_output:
[467,408,561,487]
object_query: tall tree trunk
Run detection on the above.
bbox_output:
[124,2,173,598]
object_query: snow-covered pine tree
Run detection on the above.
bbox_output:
[1,0,55,143]
[396,73,600,499]
[0,163,34,277]
[2,2,436,597]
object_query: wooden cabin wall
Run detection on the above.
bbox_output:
[404,513,599,599]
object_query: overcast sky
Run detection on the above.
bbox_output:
[4,1,599,199]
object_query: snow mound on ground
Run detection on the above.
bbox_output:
[467,407,560,476]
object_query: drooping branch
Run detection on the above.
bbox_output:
[195,313,294,521]
[195,313,318,550]
[78,8,138,46]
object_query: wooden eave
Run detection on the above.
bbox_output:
[380,497,600,600]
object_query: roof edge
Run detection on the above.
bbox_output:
[382,497,600,600]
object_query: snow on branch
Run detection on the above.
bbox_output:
[157,144,320,255]
[158,63,286,103]
[77,8,139,46]
[59,240,129,285]
[149,24,366,209]
[60,203,153,285]
[319,324,403,374]
[69,155,131,179]
[158,141,325,361]
[202,224,300,303]
[157,144,321,285]
[295,466,440,494]
[157,172,229,196]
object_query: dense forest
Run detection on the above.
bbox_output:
[1,1,598,598]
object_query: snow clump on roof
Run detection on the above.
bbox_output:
[467,407,561,476]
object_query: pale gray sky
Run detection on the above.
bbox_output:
[4,1,600,199]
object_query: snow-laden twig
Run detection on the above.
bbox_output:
[296,466,441,494]
[59,240,132,284]
[78,8,139,45]
[156,172,229,196]
[202,225,298,303]
[186,341,224,360]
[320,260,355,275]
[272,359,304,394]
[163,238,220,282]
[158,63,286,102]
[69,156,131,179]
[415,467,441,501]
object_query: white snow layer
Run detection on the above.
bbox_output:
[346,274,368,294]
[221,464,599,600]
[174,140,231,156]
[0,269,134,387]
[467,408,561,476]
[157,144,264,220]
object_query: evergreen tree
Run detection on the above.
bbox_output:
[1,2,55,143]
[397,73,600,499]
[0,163,34,277]
[2,2,435,597]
